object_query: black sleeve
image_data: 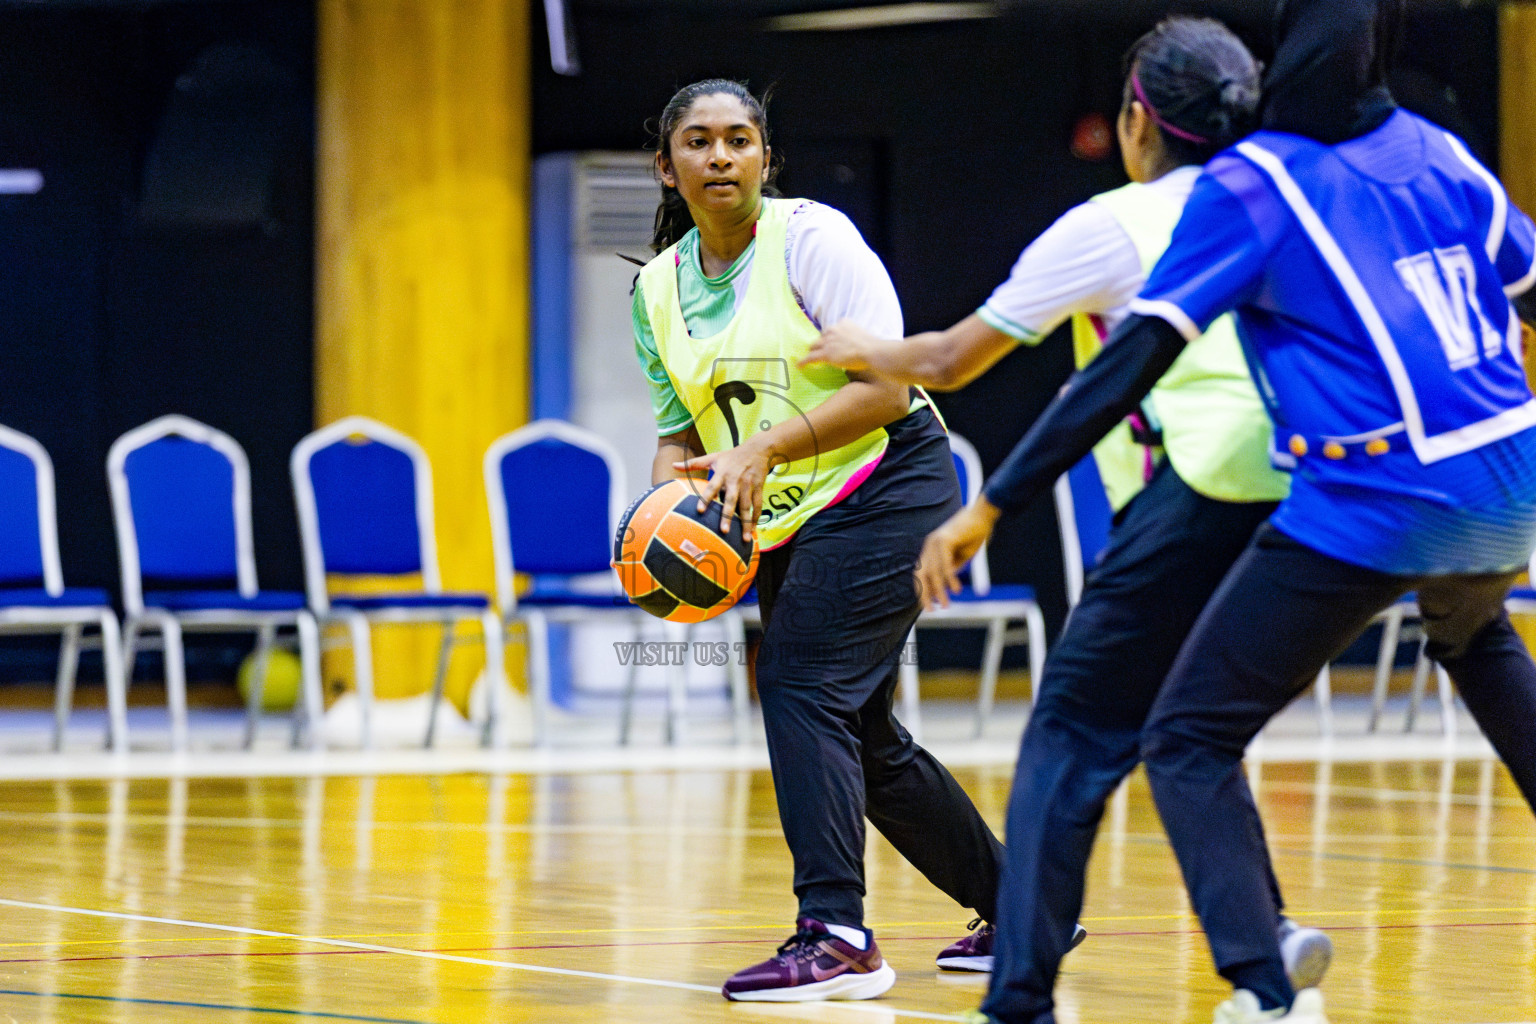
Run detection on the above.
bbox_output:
[982,315,1187,514]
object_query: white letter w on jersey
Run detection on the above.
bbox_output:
[1395,245,1503,370]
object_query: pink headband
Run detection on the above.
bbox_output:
[1131,69,1212,147]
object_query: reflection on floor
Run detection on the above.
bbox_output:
[0,692,1527,1023]
[0,685,1499,777]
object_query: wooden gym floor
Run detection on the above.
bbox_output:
[0,730,1530,1024]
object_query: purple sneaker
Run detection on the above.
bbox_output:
[936,918,1089,972]
[722,917,896,1002]
[936,918,995,972]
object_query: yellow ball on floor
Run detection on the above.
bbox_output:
[236,649,303,711]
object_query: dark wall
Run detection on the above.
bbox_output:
[0,0,1496,678]
[533,1,1498,657]
[0,3,313,679]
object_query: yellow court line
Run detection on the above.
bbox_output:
[8,807,1535,847]
[1259,834,1536,844]
[1257,781,1530,808]
[0,809,787,838]
[1028,905,1536,926]
[5,807,1534,845]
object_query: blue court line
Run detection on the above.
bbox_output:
[0,989,435,1023]
[1125,834,1536,875]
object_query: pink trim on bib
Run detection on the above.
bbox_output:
[758,451,884,552]
[827,451,883,508]
[758,451,885,551]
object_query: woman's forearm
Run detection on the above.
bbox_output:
[753,378,910,468]
[653,427,705,484]
[863,331,962,388]
[807,315,1017,391]
[870,317,1015,391]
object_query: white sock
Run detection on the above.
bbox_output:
[824,923,869,950]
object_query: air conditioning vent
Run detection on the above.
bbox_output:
[533,149,735,705]
[576,153,657,252]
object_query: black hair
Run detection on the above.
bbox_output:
[648,79,781,254]
[1122,17,1261,164]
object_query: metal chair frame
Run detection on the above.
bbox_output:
[107,415,323,751]
[291,416,505,749]
[0,424,128,752]
[487,420,750,746]
[896,432,1048,741]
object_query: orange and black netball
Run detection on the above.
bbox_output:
[612,479,759,623]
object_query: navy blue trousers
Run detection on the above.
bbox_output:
[1139,524,1536,1010]
[982,463,1279,1024]
[754,409,1005,928]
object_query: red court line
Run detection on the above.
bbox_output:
[2,919,1534,967]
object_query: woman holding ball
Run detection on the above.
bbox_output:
[631,78,1004,1002]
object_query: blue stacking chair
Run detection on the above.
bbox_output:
[107,415,324,751]
[291,416,506,749]
[1052,451,1114,612]
[1054,450,1352,736]
[1365,596,1450,735]
[485,420,748,746]
[898,432,1049,741]
[0,424,128,752]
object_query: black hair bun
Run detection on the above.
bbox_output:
[1220,79,1258,111]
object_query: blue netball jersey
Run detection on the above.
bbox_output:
[1132,109,1536,575]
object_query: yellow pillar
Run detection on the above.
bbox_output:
[316,0,530,705]
[1502,5,1536,221]
[1503,4,1536,648]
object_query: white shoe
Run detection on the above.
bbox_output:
[1213,988,1329,1024]
[1278,917,1333,990]
[1287,990,1329,1024]
[1214,990,1285,1024]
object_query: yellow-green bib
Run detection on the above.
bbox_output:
[641,198,890,549]
[1073,180,1290,508]
[1070,313,1153,512]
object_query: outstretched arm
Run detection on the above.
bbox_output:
[803,200,1145,391]
[916,314,1187,605]
[800,315,1018,391]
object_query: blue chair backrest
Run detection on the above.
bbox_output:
[124,436,238,581]
[951,448,969,499]
[0,443,43,585]
[949,447,976,586]
[1066,454,1112,576]
[495,437,612,575]
[308,437,423,575]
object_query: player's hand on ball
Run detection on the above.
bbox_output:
[801,319,879,373]
[674,438,773,543]
[916,499,1001,609]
